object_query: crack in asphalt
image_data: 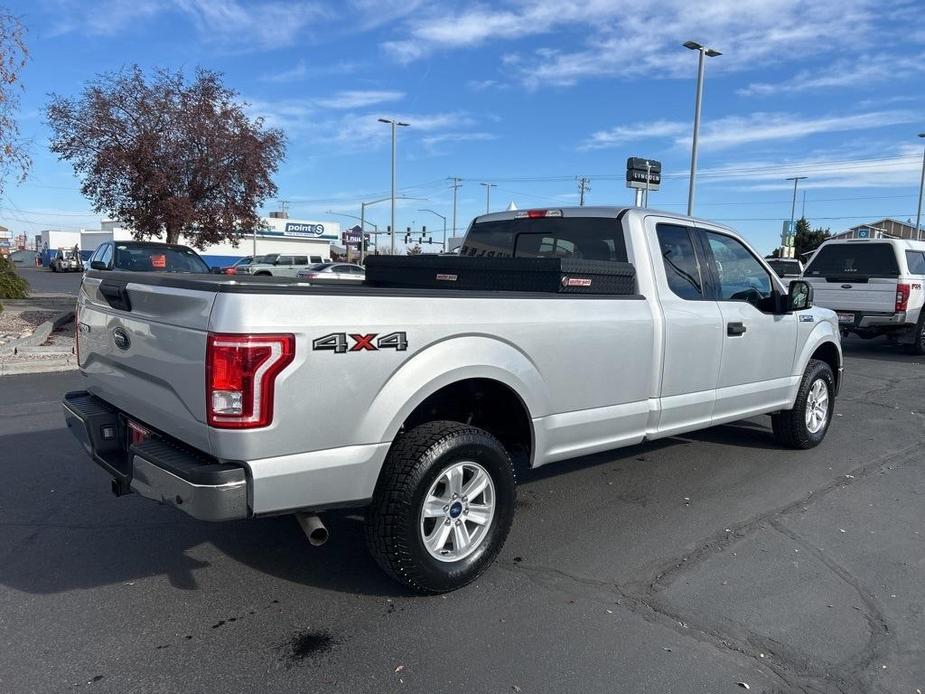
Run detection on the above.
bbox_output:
[506,440,924,694]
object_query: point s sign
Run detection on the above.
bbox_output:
[284,222,326,238]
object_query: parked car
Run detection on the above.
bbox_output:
[85,241,210,274]
[803,237,925,354]
[50,248,83,272]
[766,258,804,279]
[296,262,365,282]
[222,256,254,275]
[237,252,329,277]
[63,207,841,593]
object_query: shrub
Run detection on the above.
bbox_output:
[0,255,30,303]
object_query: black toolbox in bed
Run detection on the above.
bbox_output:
[363,255,636,295]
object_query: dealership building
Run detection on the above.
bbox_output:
[35,214,341,267]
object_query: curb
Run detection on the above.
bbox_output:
[0,310,75,357]
[0,358,78,376]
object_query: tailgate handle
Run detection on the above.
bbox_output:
[99,280,132,312]
[727,322,747,337]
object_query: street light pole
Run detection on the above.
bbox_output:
[480,182,496,214]
[449,177,462,240]
[683,41,721,217]
[419,209,447,251]
[915,133,925,241]
[378,118,410,254]
[787,176,808,230]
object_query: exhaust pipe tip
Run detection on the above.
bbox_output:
[296,513,329,547]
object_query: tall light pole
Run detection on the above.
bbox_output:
[480,182,496,214]
[378,118,410,254]
[787,176,808,229]
[915,132,925,241]
[419,209,447,251]
[449,177,462,239]
[683,41,721,217]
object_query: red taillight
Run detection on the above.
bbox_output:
[516,209,564,219]
[896,283,910,312]
[224,267,237,275]
[299,273,320,281]
[206,333,295,429]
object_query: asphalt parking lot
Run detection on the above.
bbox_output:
[15,264,84,296]
[0,339,923,694]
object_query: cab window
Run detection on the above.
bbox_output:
[905,250,925,275]
[703,231,772,305]
[655,224,704,300]
[99,244,113,268]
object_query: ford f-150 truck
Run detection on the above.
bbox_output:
[62,207,842,593]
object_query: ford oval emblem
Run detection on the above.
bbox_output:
[112,327,131,351]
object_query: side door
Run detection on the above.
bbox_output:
[646,219,725,437]
[698,228,798,422]
[275,255,295,276]
[292,255,309,277]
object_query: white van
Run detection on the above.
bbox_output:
[803,238,925,354]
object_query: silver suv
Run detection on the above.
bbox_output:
[240,253,328,277]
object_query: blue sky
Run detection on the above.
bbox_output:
[2,0,924,254]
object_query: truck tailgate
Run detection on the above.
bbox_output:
[77,274,216,454]
[806,277,897,312]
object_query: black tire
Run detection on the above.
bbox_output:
[902,313,925,355]
[771,359,835,449]
[365,421,516,594]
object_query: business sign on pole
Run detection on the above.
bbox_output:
[626,157,662,191]
[255,221,339,241]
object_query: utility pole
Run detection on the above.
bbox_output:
[786,176,807,259]
[683,41,721,217]
[449,177,463,239]
[801,190,806,219]
[916,133,925,241]
[480,182,496,214]
[378,118,410,254]
[577,176,591,206]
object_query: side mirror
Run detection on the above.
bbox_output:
[787,279,813,312]
[90,260,107,271]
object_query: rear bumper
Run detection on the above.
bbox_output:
[837,311,909,329]
[62,391,248,521]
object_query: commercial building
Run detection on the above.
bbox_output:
[833,218,924,241]
[73,215,341,268]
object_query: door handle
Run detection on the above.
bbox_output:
[727,322,747,336]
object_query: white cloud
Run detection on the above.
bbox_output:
[260,61,308,83]
[45,0,327,48]
[581,120,689,150]
[739,52,925,96]
[580,110,918,151]
[315,90,405,110]
[380,0,886,90]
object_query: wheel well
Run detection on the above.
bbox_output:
[402,378,533,464]
[811,341,840,391]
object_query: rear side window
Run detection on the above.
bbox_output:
[293,256,308,266]
[905,250,925,275]
[460,217,627,262]
[656,224,704,300]
[113,245,209,273]
[310,255,322,263]
[805,243,900,277]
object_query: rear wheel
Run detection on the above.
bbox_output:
[365,421,516,594]
[902,314,925,355]
[771,359,835,449]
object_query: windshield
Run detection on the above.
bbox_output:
[805,243,899,278]
[461,217,628,261]
[113,245,210,273]
[233,256,254,266]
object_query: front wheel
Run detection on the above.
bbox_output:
[771,359,835,449]
[365,421,516,594]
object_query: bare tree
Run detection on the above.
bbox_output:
[0,10,30,198]
[46,66,285,246]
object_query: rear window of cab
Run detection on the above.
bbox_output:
[805,243,900,278]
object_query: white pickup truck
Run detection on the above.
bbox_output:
[63,207,842,593]
[803,237,925,354]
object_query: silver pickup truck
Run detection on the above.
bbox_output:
[63,207,842,593]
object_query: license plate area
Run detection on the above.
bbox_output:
[837,312,855,324]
